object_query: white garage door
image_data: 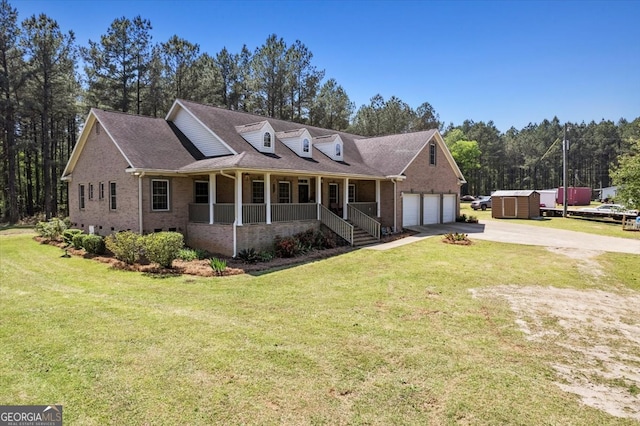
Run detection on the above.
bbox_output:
[443,194,457,223]
[423,194,440,224]
[402,194,420,227]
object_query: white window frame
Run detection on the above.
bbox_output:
[88,183,94,200]
[194,180,208,204]
[429,143,437,166]
[252,180,265,204]
[151,179,170,211]
[335,144,341,157]
[329,183,339,205]
[263,132,272,148]
[109,182,117,210]
[79,184,85,210]
[99,182,105,200]
[278,181,291,204]
[348,183,356,203]
[303,138,310,153]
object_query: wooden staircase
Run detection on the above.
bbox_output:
[350,222,380,247]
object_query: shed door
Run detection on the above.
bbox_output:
[443,194,457,223]
[402,194,420,227]
[503,197,517,218]
[423,194,440,224]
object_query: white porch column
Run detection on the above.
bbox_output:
[265,173,271,224]
[343,177,349,220]
[235,170,243,226]
[316,176,322,219]
[375,179,381,217]
[209,172,216,224]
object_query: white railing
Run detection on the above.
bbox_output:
[214,204,235,224]
[190,203,318,224]
[243,204,266,224]
[320,205,353,245]
[272,203,317,222]
[350,202,378,217]
[348,204,380,240]
[188,203,209,223]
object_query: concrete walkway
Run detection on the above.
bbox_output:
[366,221,640,255]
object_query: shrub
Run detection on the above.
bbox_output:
[442,233,471,244]
[466,215,478,223]
[35,218,68,240]
[72,233,86,250]
[105,231,142,264]
[456,214,467,223]
[143,232,184,268]
[209,257,227,276]
[274,236,303,258]
[258,250,274,262]
[177,248,209,261]
[62,229,84,247]
[237,248,260,264]
[83,234,106,255]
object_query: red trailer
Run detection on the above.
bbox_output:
[556,187,591,206]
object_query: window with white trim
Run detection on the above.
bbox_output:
[109,182,117,210]
[252,180,265,204]
[263,132,272,148]
[79,184,85,209]
[99,182,105,200]
[335,144,341,157]
[303,138,310,153]
[194,181,208,204]
[88,183,94,200]
[329,183,339,205]
[429,143,437,166]
[278,181,291,204]
[152,179,170,211]
[348,184,356,203]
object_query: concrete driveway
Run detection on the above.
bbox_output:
[367,221,640,255]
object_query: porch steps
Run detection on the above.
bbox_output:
[351,225,379,247]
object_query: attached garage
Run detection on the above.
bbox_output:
[423,194,440,224]
[402,193,421,227]
[491,190,541,219]
[443,194,457,223]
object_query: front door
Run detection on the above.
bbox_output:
[298,183,309,203]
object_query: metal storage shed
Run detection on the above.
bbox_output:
[491,190,541,219]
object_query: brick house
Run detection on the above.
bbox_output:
[62,99,465,256]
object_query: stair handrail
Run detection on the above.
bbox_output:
[319,205,353,245]
[347,205,381,239]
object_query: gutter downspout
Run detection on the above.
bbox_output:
[392,178,397,233]
[137,172,145,233]
[220,170,238,257]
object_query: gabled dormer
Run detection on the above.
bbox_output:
[235,120,276,154]
[313,134,344,162]
[275,128,313,158]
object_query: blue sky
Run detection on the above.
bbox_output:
[12,0,640,132]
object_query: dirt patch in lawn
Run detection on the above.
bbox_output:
[471,284,640,421]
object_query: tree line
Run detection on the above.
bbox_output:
[1,0,638,222]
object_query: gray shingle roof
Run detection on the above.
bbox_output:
[354,129,438,176]
[174,99,382,177]
[85,101,450,180]
[93,109,197,170]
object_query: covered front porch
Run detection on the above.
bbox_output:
[185,170,382,250]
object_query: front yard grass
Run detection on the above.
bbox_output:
[0,231,638,424]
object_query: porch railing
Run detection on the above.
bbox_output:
[348,204,380,240]
[320,205,353,245]
[349,202,378,217]
[189,202,318,224]
[272,203,317,222]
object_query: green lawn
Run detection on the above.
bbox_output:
[1,231,638,424]
[461,204,640,240]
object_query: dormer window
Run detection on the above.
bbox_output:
[303,138,310,153]
[263,132,272,148]
[336,144,341,157]
[235,121,275,154]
